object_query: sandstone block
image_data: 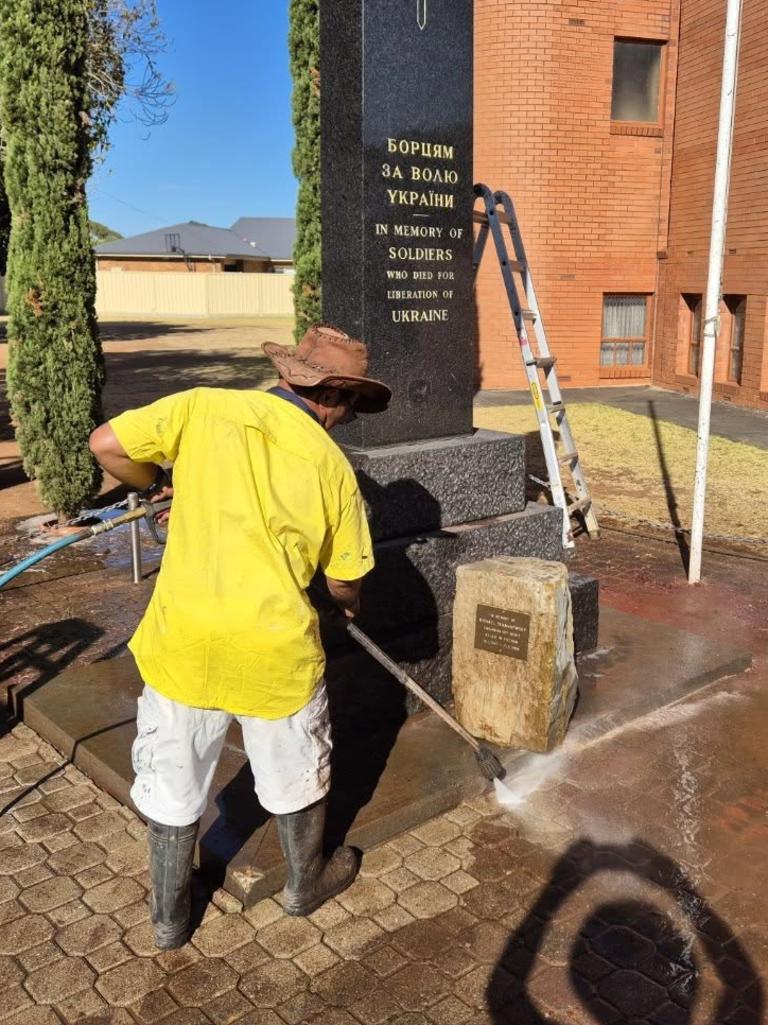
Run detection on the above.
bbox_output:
[452,558,578,751]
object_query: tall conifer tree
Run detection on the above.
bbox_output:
[0,0,104,519]
[289,0,321,341]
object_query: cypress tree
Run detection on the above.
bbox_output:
[0,0,104,519]
[289,0,321,342]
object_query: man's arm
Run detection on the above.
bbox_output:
[89,424,173,519]
[89,423,159,491]
[325,576,363,619]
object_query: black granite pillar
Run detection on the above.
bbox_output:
[321,0,475,447]
[319,0,592,708]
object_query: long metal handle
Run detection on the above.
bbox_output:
[89,498,173,537]
[347,623,481,752]
[127,492,143,583]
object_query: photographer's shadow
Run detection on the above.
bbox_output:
[488,838,764,1024]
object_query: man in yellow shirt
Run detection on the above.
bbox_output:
[89,325,390,949]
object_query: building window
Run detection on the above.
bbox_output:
[600,295,648,366]
[611,40,663,122]
[683,294,703,376]
[725,295,746,384]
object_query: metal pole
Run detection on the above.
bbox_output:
[689,0,743,584]
[127,492,142,583]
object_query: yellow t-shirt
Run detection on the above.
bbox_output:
[110,387,373,718]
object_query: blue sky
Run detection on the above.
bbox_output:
[88,1,296,238]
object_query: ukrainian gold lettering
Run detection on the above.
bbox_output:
[387,137,455,160]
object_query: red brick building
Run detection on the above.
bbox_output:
[474,0,767,411]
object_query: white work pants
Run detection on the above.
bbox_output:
[130,683,332,826]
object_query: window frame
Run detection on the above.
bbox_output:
[682,294,703,377]
[724,294,746,385]
[610,37,667,129]
[599,293,652,378]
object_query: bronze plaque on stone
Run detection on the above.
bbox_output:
[474,604,531,661]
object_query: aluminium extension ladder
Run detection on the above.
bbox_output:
[473,183,599,549]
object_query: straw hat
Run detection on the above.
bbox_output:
[263,325,391,414]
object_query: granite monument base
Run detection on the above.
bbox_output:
[319,503,576,709]
[346,429,525,541]
[331,430,588,709]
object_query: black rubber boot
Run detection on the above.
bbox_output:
[147,818,199,949]
[276,799,359,917]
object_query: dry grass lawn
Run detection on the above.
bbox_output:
[474,402,768,551]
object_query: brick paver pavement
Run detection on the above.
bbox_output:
[1,646,766,1024]
[3,520,768,1024]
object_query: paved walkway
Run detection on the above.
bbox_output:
[1,530,766,1024]
[476,385,768,449]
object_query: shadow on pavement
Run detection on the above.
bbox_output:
[1,619,103,721]
[648,400,690,574]
[0,618,106,813]
[487,838,764,1024]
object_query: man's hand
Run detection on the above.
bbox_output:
[326,577,362,619]
[148,486,174,525]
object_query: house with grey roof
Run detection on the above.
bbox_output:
[96,218,296,274]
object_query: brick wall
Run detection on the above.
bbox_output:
[474,0,678,390]
[653,0,768,411]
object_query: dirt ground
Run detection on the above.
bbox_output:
[0,317,292,523]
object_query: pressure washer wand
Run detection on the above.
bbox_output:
[0,499,173,591]
[347,621,506,782]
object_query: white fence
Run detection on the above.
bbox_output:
[94,270,295,318]
[0,272,295,318]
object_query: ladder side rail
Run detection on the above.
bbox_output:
[494,190,599,540]
[494,192,555,362]
[475,185,572,547]
[472,219,490,278]
[474,185,531,342]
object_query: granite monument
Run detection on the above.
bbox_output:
[322,0,474,447]
[319,0,593,707]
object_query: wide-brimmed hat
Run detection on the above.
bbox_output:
[263,325,391,414]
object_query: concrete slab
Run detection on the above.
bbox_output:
[18,605,750,906]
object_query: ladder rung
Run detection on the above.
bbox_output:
[502,259,526,273]
[520,309,537,322]
[527,356,555,370]
[546,402,565,414]
[559,450,578,465]
[568,498,592,515]
[473,208,514,226]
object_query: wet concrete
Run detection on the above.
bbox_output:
[18,606,749,906]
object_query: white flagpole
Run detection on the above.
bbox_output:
[688,0,743,584]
